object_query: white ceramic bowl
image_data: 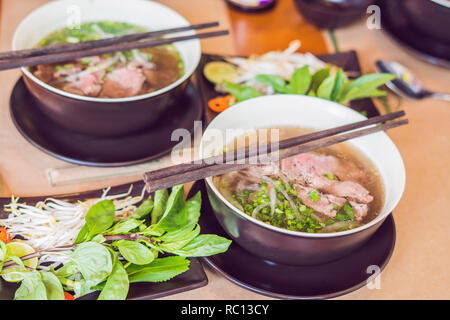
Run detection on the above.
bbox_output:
[200,95,406,265]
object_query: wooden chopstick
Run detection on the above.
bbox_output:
[144,110,406,182]
[143,118,408,193]
[0,22,219,61]
[0,30,229,71]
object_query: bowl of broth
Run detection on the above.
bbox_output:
[12,0,201,136]
[200,95,405,265]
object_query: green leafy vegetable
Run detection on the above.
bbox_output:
[155,185,187,232]
[14,271,47,300]
[41,272,65,300]
[223,81,262,102]
[98,259,129,300]
[151,189,169,224]
[114,240,154,265]
[255,74,290,93]
[129,197,154,220]
[290,66,311,95]
[127,256,190,283]
[171,235,232,257]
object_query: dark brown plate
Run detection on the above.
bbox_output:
[189,180,396,300]
[196,51,381,121]
[10,79,204,167]
[0,181,208,300]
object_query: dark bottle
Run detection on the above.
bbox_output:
[225,0,277,12]
[293,0,376,29]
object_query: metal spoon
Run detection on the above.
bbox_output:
[375,60,450,102]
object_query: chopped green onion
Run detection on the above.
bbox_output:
[324,173,335,181]
[344,203,355,221]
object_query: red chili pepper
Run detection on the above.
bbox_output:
[64,292,75,300]
[0,227,11,243]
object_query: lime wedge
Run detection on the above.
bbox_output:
[2,242,38,282]
[203,61,238,84]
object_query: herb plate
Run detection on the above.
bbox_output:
[0,181,208,300]
[196,51,381,122]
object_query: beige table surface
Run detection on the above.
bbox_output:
[1,0,450,300]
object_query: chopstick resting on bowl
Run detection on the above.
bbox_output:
[143,111,408,193]
[0,22,228,71]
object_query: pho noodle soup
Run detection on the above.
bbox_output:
[213,128,384,234]
[30,21,184,98]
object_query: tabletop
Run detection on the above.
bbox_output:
[0,0,449,300]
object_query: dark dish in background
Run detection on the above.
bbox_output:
[378,0,450,68]
[293,0,376,29]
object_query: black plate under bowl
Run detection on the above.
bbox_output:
[10,78,204,167]
[189,181,396,300]
[0,181,208,300]
[378,0,450,68]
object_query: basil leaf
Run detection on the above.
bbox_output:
[70,242,113,288]
[317,74,337,100]
[98,260,129,300]
[14,271,47,300]
[129,197,153,220]
[172,234,232,257]
[105,219,143,235]
[151,189,169,225]
[155,185,187,232]
[74,224,90,244]
[115,240,154,265]
[160,225,201,252]
[255,74,290,93]
[311,66,331,93]
[127,256,190,283]
[290,66,312,95]
[85,200,115,237]
[339,73,395,103]
[330,68,345,101]
[223,81,262,102]
[41,271,64,300]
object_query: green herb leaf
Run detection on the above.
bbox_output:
[151,189,169,225]
[223,81,262,102]
[155,185,187,232]
[344,203,355,221]
[41,271,65,300]
[308,189,320,202]
[98,259,129,300]
[311,66,331,93]
[171,234,232,257]
[14,271,47,300]
[339,73,395,103]
[255,74,290,93]
[330,68,345,101]
[74,224,90,244]
[317,74,337,100]
[324,173,335,181]
[70,242,113,290]
[127,256,190,283]
[114,240,154,265]
[129,197,153,220]
[85,200,115,238]
[104,219,143,235]
[290,66,312,95]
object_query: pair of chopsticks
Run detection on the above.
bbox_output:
[143,111,408,193]
[0,22,228,71]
